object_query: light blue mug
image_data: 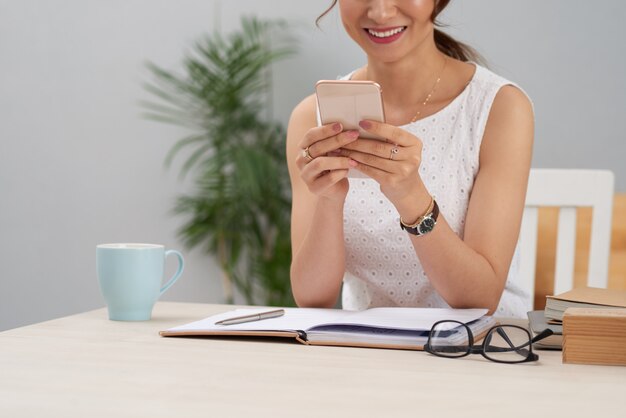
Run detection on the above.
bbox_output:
[96,243,184,321]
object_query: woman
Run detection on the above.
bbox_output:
[286,0,534,317]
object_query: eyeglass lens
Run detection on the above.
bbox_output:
[483,325,531,362]
[428,322,534,363]
[428,321,470,358]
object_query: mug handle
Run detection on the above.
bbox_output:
[160,250,184,296]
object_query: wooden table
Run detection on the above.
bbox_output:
[0,302,624,417]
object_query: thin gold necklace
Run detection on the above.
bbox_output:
[410,56,447,123]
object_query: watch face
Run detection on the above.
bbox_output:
[418,217,436,235]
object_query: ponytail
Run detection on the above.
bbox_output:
[431,1,485,64]
[433,28,484,64]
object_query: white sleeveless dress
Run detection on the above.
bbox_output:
[340,64,531,318]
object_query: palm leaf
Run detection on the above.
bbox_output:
[143,16,295,306]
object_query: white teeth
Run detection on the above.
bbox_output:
[367,27,405,38]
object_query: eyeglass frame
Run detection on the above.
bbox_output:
[424,320,554,364]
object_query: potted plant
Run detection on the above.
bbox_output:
[143,17,295,306]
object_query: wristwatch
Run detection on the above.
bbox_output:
[400,199,439,236]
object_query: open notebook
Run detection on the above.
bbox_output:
[160,307,496,351]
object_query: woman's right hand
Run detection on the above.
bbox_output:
[295,122,359,202]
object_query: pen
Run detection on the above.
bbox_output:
[215,309,285,326]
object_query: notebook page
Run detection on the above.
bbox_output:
[319,307,489,331]
[165,307,488,333]
[306,316,496,345]
[165,308,353,333]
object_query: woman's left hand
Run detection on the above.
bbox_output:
[338,119,426,206]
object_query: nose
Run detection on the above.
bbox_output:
[367,0,398,24]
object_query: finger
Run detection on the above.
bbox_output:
[295,148,313,170]
[308,130,360,159]
[300,156,357,183]
[352,161,390,185]
[298,122,342,149]
[359,120,416,147]
[296,139,358,170]
[309,169,349,195]
[339,149,396,174]
[351,158,416,188]
[341,138,404,161]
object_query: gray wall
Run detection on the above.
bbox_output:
[1,0,625,331]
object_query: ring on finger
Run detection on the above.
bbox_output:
[302,147,314,162]
[389,146,399,160]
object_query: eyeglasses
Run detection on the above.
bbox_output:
[424,320,554,364]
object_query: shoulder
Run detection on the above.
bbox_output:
[489,84,534,132]
[289,93,317,128]
[463,65,533,132]
[473,65,533,113]
[480,74,534,163]
[286,94,317,154]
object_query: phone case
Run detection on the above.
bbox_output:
[315,80,386,141]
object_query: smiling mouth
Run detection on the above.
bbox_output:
[366,26,407,39]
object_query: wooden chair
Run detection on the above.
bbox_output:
[518,169,615,310]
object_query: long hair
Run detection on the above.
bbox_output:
[316,0,483,64]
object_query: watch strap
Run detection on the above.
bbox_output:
[400,199,439,236]
[400,198,434,229]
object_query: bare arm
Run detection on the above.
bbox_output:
[286,95,359,307]
[413,86,534,313]
[342,86,534,313]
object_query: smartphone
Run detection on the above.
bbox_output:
[315,80,386,141]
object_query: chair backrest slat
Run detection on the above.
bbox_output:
[519,169,614,310]
[554,207,577,295]
[588,173,615,287]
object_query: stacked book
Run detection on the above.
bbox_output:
[562,307,626,366]
[542,287,626,366]
[545,287,626,323]
[528,287,626,356]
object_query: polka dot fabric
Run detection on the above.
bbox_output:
[341,65,531,317]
